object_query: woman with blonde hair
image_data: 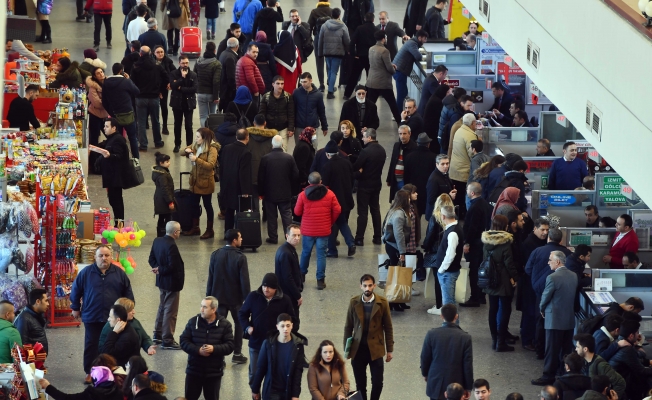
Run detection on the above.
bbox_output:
[382,190,412,311]
[183,127,220,238]
[339,120,362,163]
[307,340,349,400]
[98,298,158,355]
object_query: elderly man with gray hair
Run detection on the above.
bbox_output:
[258,135,299,244]
[531,249,577,386]
[449,112,480,220]
[218,36,241,112]
[428,205,465,315]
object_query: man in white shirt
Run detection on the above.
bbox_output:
[127,4,149,42]
[622,252,649,269]
[428,205,464,315]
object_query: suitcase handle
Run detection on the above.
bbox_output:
[238,195,253,212]
[180,171,190,191]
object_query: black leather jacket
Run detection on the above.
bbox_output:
[14,306,48,353]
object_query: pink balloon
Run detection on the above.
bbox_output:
[100,238,108,244]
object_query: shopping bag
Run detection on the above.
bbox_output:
[455,261,471,304]
[378,254,390,283]
[405,254,417,283]
[384,265,413,303]
[424,268,437,299]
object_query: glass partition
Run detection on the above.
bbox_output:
[484,127,540,143]
[539,111,583,142]
[531,190,596,226]
[523,157,560,190]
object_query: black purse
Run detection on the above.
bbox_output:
[123,158,144,189]
[424,251,438,268]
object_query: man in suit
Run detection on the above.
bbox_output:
[418,65,447,117]
[352,129,386,246]
[400,99,424,139]
[258,135,299,244]
[339,85,380,139]
[219,129,253,234]
[274,224,303,332]
[403,0,428,37]
[420,304,473,400]
[386,125,418,203]
[343,13,378,98]
[218,38,240,112]
[377,11,409,60]
[148,221,185,349]
[282,9,312,63]
[425,154,456,222]
[460,182,489,307]
[603,214,639,269]
[531,250,578,386]
[403,133,437,217]
[489,82,514,126]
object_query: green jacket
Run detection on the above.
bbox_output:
[584,354,626,400]
[0,318,22,363]
[481,230,518,297]
[99,318,153,353]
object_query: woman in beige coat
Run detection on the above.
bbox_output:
[183,127,219,238]
[160,0,190,55]
[307,340,350,400]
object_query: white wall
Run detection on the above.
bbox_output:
[462,0,652,205]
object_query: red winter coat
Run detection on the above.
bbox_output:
[85,0,112,13]
[294,184,341,237]
[235,54,265,96]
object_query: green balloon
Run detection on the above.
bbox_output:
[125,266,135,275]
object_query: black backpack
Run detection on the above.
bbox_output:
[478,250,499,289]
[488,177,512,207]
[235,0,252,20]
[314,16,331,40]
[166,0,181,18]
[577,313,606,335]
[235,103,252,128]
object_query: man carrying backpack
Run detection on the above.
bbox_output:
[259,76,295,151]
[308,1,332,91]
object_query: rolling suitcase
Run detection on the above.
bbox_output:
[235,195,262,251]
[205,113,225,131]
[171,172,202,232]
[180,26,202,58]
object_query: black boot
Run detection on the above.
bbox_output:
[495,334,515,352]
[491,334,497,351]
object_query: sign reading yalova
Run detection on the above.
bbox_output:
[600,176,627,203]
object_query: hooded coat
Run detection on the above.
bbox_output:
[217,29,247,58]
[184,141,219,195]
[151,165,176,215]
[252,39,277,93]
[219,141,253,209]
[293,184,341,237]
[50,61,83,89]
[246,127,276,185]
[0,318,21,363]
[553,373,592,400]
[215,120,239,149]
[481,231,518,297]
[193,52,222,99]
[322,153,354,212]
[79,58,106,80]
[318,19,350,57]
[86,76,109,119]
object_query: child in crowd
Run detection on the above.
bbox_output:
[152,152,176,237]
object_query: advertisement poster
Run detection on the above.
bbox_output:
[630,210,652,251]
[478,37,505,74]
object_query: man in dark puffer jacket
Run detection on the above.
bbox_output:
[14,288,49,353]
[193,41,222,129]
[180,296,234,400]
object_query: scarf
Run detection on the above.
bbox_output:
[273,30,298,72]
[298,127,315,146]
[255,31,267,42]
[491,187,520,219]
[233,86,253,105]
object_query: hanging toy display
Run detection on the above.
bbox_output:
[99,220,146,275]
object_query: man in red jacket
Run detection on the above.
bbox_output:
[85,0,113,51]
[603,214,639,269]
[294,172,341,290]
[235,43,266,108]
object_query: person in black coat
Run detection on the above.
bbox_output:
[6,85,41,131]
[214,113,239,153]
[250,31,277,93]
[460,182,490,307]
[322,140,356,257]
[425,154,454,220]
[138,24,167,51]
[489,82,514,126]
[14,288,49,353]
[403,133,438,217]
[377,12,409,60]
[403,0,428,37]
[218,39,240,112]
[102,305,141,367]
[281,13,312,63]
[179,297,235,400]
[352,129,386,245]
[219,130,253,233]
[217,25,247,58]
[343,14,378,98]
[418,66,446,117]
[292,128,316,195]
[252,0,283,47]
[121,41,141,75]
[258,136,299,243]
[206,229,251,364]
[423,0,450,39]
[341,0,370,32]
[153,45,176,135]
[275,226,303,331]
[386,126,418,203]
[400,99,424,139]
[607,320,652,400]
[310,131,346,174]
[148,222,184,348]
[169,58,198,152]
[339,120,362,163]
[339,86,380,143]
[100,119,132,225]
[423,84,450,154]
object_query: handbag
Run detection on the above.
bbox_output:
[123,158,144,189]
[378,254,390,283]
[213,160,220,182]
[114,111,135,126]
[384,263,413,303]
[423,251,438,268]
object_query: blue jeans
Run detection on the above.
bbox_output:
[325,57,342,93]
[393,70,408,111]
[300,235,328,280]
[248,347,259,384]
[136,97,162,148]
[438,270,460,306]
[206,18,217,34]
[123,121,140,159]
[197,93,217,129]
[328,211,355,254]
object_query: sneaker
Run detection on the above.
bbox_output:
[317,279,326,290]
[155,142,165,148]
[326,252,338,258]
[232,354,248,364]
[265,238,278,244]
[76,16,85,21]
[372,238,382,245]
[107,42,112,49]
[318,86,325,92]
[347,245,356,257]
[93,45,100,51]
[220,7,226,13]
[152,335,163,344]
[427,306,441,315]
[161,341,181,350]
[327,92,335,99]
[411,288,420,296]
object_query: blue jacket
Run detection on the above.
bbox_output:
[237,286,295,350]
[292,84,328,130]
[437,95,457,141]
[593,328,620,361]
[234,0,263,34]
[70,263,135,323]
[482,165,507,201]
[548,157,588,190]
[138,29,168,53]
[525,242,571,297]
[392,37,422,76]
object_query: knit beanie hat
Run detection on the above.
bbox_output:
[83,49,97,60]
[262,273,278,289]
[324,140,338,154]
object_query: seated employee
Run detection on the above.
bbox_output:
[6,85,42,131]
[489,81,513,126]
[584,205,600,228]
[536,138,555,156]
[602,214,639,269]
[513,110,531,127]
[623,252,651,270]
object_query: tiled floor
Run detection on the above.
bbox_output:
[32,1,548,398]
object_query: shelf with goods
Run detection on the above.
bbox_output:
[6,343,47,400]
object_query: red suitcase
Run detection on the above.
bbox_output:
[180,26,202,58]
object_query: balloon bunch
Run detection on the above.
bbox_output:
[118,252,138,275]
[100,226,146,248]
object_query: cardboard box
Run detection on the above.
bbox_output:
[76,210,96,240]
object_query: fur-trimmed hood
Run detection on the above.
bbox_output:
[84,58,107,69]
[316,1,330,6]
[247,126,278,140]
[481,230,514,246]
[85,75,101,90]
